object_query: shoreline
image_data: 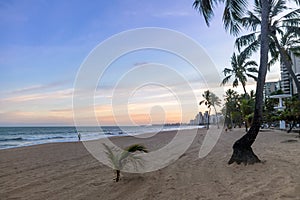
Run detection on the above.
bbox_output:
[0,126,202,151]
[0,125,204,150]
[0,127,203,154]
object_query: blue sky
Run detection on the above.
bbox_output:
[0,0,285,126]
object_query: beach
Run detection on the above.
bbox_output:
[1,128,299,200]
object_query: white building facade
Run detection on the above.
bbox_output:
[280,52,300,95]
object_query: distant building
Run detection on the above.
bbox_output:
[264,81,281,97]
[203,111,209,125]
[189,111,223,125]
[190,112,204,125]
[280,52,300,95]
[189,112,202,125]
[195,112,203,125]
[189,119,195,125]
[211,114,224,124]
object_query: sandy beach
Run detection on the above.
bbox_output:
[1,128,299,200]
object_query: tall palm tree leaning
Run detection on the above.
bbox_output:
[194,0,299,165]
[199,90,221,129]
[235,0,300,100]
[221,51,258,95]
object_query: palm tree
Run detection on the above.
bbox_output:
[200,90,221,129]
[194,0,300,164]
[223,89,240,129]
[193,0,247,35]
[280,97,300,134]
[229,0,300,164]
[221,51,258,94]
[103,143,148,182]
[235,1,300,99]
[239,91,256,131]
[271,28,300,99]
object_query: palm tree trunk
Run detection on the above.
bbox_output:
[281,56,300,100]
[228,0,270,165]
[287,121,295,133]
[271,34,300,100]
[207,108,211,130]
[115,170,120,182]
[230,114,233,129]
[213,106,219,129]
[242,83,247,95]
[242,83,249,132]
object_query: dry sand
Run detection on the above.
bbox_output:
[0,128,299,200]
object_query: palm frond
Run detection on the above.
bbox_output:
[233,78,239,87]
[221,75,232,86]
[235,32,257,51]
[199,100,205,105]
[126,154,144,171]
[270,0,287,18]
[281,18,300,28]
[246,73,258,81]
[103,143,148,174]
[293,0,300,5]
[278,8,300,21]
[269,36,279,57]
[223,67,233,76]
[103,144,121,169]
[253,0,261,15]
[242,37,260,56]
[268,58,278,70]
[193,0,221,26]
[246,66,258,72]
[125,144,148,153]
[223,0,247,35]
[241,11,261,31]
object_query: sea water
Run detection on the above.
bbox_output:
[0,125,203,150]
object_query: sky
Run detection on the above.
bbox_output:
[0,0,287,126]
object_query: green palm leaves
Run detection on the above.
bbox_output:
[193,0,247,35]
[103,143,148,182]
[199,90,221,110]
[199,90,221,129]
[221,52,258,94]
[235,0,300,98]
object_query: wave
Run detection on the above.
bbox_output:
[0,137,23,142]
[46,136,65,140]
[0,136,67,142]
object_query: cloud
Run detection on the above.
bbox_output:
[133,62,149,66]
[2,88,73,103]
[153,11,191,18]
[8,80,70,95]
[0,110,74,126]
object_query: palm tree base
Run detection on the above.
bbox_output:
[115,170,120,182]
[228,135,261,165]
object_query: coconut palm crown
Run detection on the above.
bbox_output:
[221,51,258,94]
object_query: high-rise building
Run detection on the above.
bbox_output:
[264,81,281,97]
[280,52,300,95]
[189,112,204,125]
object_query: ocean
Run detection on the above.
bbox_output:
[0,125,203,150]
